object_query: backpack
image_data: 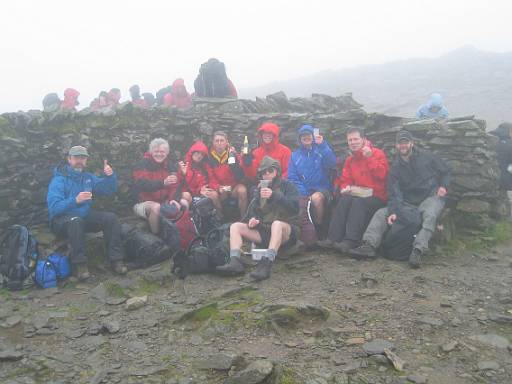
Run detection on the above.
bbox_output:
[0,225,39,291]
[191,197,221,236]
[42,93,61,112]
[172,224,231,278]
[160,205,196,251]
[34,260,57,289]
[380,205,422,261]
[194,58,230,98]
[121,224,171,269]
[299,197,318,247]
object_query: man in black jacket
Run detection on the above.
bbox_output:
[216,156,300,281]
[350,130,452,268]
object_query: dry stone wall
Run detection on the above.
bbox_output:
[0,92,507,235]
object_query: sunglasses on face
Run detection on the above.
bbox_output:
[260,167,275,175]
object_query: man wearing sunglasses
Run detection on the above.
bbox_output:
[216,156,300,281]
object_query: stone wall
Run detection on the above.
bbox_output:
[0,92,507,235]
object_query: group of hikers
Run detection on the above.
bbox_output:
[42,58,238,112]
[47,118,454,282]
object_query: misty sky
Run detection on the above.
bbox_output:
[1,0,511,112]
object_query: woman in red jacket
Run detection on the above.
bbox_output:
[185,141,222,212]
[319,127,389,253]
[242,122,292,182]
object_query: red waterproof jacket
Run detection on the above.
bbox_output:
[241,122,292,181]
[208,148,245,188]
[163,79,192,109]
[132,152,185,203]
[132,98,148,108]
[61,88,80,110]
[334,141,389,202]
[185,141,219,196]
[227,79,238,98]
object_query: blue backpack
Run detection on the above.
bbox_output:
[34,253,70,289]
[0,225,39,290]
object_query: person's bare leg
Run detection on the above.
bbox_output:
[229,222,262,249]
[251,221,290,281]
[233,184,248,218]
[310,192,325,225]
[217,222,261,275]
[147,202,161,234]
[267,220,291,254]
[181,192,192,209]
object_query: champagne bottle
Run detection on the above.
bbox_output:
[242,135,249,155]
[228,148,236,164]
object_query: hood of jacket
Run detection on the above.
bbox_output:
[186,141,209,163]
[297,124,315,147]
[258,122,280,151]
[427,93,444,108]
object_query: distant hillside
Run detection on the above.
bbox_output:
[240,46,512,129]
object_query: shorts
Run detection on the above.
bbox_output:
[256,224,298,250]
[133,201,153,219]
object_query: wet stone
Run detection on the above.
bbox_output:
[362,339,395,355]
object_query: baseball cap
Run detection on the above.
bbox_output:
[68,146,89,157]
[396,130,414,143]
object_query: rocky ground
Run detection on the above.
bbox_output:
[1,235,512,384]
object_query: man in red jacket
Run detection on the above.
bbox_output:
[208,131,248,218]
[242,122,292,182]
[319,127,389,252]
[132,138,191,234]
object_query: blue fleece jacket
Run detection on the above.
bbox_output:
[416,93,449,119]
[47,164,117,221]
[287,125,337,196]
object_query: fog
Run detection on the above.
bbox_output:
[1,0,511,112]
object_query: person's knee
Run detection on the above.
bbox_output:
[148,202,161,216]
[271,220,286,233]
[311,192,325,205]
[235,184,248,197]
[182,192,192,203]
[230,222,245,236]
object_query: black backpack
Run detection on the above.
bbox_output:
[120,224,171,269]
[380,205,423,261]
[194,58,230,98]
[0,225,39,290]
[191,197,221,236]
[172,224,231,279]
[42,93,61,111]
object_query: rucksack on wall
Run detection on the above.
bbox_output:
[194,58,230,98]
[0,225,39,290]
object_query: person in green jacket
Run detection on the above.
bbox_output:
[216,156,300,281]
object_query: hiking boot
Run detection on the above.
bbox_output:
[408,248,422,269]
[74,264,90,281]
[317,239,335,249]
[348,242,376,259]
[216,256,245,276]
[279,241,303,259]
[333,240,359,254]
[112,261,128,275]
[250,257,273,281]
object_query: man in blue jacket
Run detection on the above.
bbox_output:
[287,125,337,234]
[47,146,126,280]
[416,93,449,119]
